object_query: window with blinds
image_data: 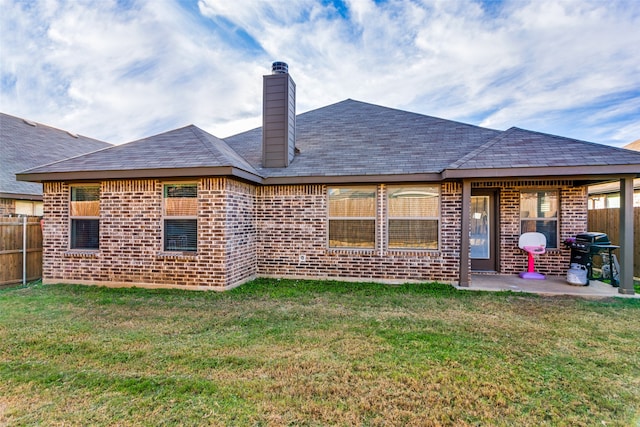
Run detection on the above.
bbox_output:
[520,190,558,248]
[328,187,376,248]
[164,183,197,252]
[70,185,100,250]
[388,185,440,250]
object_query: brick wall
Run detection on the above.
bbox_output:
[256,183,463,284]
[42,178,256,289]
[494,181,587,276]
[41,178,588,289]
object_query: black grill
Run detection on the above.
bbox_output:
[571,232,611,254]
[565,232,619,286]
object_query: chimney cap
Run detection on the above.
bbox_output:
[272,61,288,74]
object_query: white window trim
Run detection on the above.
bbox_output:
[386,184,441,251]
[519,189,560,249]
[162,182,198,253]
[68,184,100,251]
[327,186,377,250]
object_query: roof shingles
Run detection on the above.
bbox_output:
[14,99,640,183]
[1,113,111,196]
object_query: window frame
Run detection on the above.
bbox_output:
[327,186,377,250]
[519,189,559,249]
[162,182,198,253]
[69,184,100,250]
[387,184,441,251]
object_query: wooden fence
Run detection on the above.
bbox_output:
[587,207,640,277]
[0,217,43,287]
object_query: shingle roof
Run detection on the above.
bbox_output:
[225,99,501,177]
[450,127,640,170]
[22,125,259,176]
[15,99,640,183]
[0,113,111,197]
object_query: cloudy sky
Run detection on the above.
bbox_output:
[1,0,639,147]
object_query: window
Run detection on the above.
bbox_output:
[520,190,558,248]
[15,200,43,216]
[388,185,440,249]
[164,183,197,252]
[328,187,376,248]
[70,185,100,250]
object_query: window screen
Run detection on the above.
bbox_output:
[388,185,439,249]
[164,183,197,252]
[70,185,100,250]
[520,190,558,248]
[328,187,376,248]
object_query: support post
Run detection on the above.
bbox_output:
[459,180,471,287]
[619,177,635,295]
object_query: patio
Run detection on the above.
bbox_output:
[462,274,639,298]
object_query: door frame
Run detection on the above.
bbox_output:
[470,189,500,272]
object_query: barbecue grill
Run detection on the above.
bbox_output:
[565,232,619,286]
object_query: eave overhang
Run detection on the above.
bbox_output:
[16,167,264,185]
[442,165,640,180]
[0,192,43,201]
[16,165,640,187]
[262,173,443,185]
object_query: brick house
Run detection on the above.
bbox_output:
[17,63,640,294]
[0,113,110,216]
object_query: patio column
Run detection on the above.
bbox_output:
[618,176,635,295]
[459,179,471,287]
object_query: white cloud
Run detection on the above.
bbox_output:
[1,0,639,146]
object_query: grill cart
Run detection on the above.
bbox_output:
[564,232,620,286]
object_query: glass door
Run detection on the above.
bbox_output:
[471,191,497,271]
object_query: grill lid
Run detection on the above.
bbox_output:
[576,232,610,246]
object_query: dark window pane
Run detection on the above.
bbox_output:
[71,186,100,202]
[389,219,438,249]
[164,219,197,251]
[521,220,557,248]
[164,184,197,198]
[71,219,99,249]
[329,220,375,248]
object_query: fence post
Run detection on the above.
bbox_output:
[23,216,27,285]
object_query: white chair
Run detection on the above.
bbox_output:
[518,232,546,280]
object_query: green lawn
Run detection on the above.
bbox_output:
[1,279,639,426]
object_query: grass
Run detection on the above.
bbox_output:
[1,279,639,426]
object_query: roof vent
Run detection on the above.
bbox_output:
[67,131,79,138]
[272,61,288,74]
[23,118,37,127]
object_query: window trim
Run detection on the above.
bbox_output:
[68,184,100,251]
[519,188,559,249]
[386,184,441,251]
[162,182,198,253]
[327,186,377,250]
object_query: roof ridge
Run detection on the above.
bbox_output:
[447,128,513,170]
[187,125,260,175]
[187,125,226,163]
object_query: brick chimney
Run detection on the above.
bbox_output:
[262,61,296,168]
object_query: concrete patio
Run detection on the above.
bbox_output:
[459,274,639,298]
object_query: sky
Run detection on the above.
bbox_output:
[1,0,639,148]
